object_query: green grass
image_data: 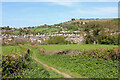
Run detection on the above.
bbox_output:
[2,45,119,78]
[25,45,118,78]
[12,30,20,35]
[22,58,64,78]
[35,47,118,78]
[37,44,118,51]
[25,27,59,33]
[3,27,59,35]
[4,30,20,35]
[24,45,65,78]
[2,46,23,55]
[2,45,64,78]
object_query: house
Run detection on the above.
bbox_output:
[38,40,42,43]
[11,28,15,31]
[30,34,33,36]
[73,31,80,33]
[30,38,36,42]
[8,39,12,41]
[4,39,8,42]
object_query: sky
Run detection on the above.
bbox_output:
[2,2,118,28]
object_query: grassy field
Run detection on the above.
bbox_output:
[2,27,60,35]
[37,44,118,51]
[25,45,64,78]
[36,51,118,78]
[2,45,64,78]
[25,27,59,34]
[2,44,119,78]
[2,46,23,55]
[30,45,118,78]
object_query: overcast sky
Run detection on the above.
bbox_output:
[2,2,118,28]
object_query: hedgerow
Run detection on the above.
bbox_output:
[55,48,119,61]
[2,45,50,79]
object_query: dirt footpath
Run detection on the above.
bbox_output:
[34,57,73,78]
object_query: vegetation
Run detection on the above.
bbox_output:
[36,53,118,78]
[2,45,64,79]
[2,38,31,46]
[31,45,119,78]
[98,36,118,45]
[2,27,60,35]
[1,18,119,45]
[1,18,119,78]
[2,44,119,78]
[60,18,118,45]
[37,44,118,51]
[41,36,70,45]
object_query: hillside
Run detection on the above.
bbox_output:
[1,18,119,34]
[1,18,119,79]
[60,18,118,32]
[1,18,119,45]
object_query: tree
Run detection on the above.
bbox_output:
[7,26,10,30]
[71,18,75,21]
[77,21,80,25]
[42,36,67,45]
[93,29,100,36]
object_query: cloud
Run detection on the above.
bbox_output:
[72,6,118,17]
[1,0,120,2]
[52,2,75,7]
[95,7,118,14]
[1,0,119,7]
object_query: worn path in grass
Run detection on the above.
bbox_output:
[26,45,73,78]
[34,57,72,78]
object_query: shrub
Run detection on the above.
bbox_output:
[55,48,119,61]
[41,36,68,45]
[2,55,27,78]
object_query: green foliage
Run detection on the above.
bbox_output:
[2,55,28,78]
[22,60,50,78]
[98,36,118,45]
[84,33,118,45]
[2,45,65,78]
[41,36,69,45]
[61,18,118,45]
[2,38,32,46]
[71,18,75,21]
[85,35,94,44]
[2,27,59,35]
[79,48,119,60]
[93,29,100,36]
[1,26,11,30]
[26,27,59,34]
[2,54,51,78]
[36,47,119,78]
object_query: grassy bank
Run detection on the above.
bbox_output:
[37,44,118,51]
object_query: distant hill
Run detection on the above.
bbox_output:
[1,18,119,45]
[1,18,119,35]
[59,18,118,31]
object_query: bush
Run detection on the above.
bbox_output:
[79,48,120,60]
[2,55,27,78]
[41,36,68,45]
[2,45,50,78]
[98,36,118,45]
[55,48,119,61]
